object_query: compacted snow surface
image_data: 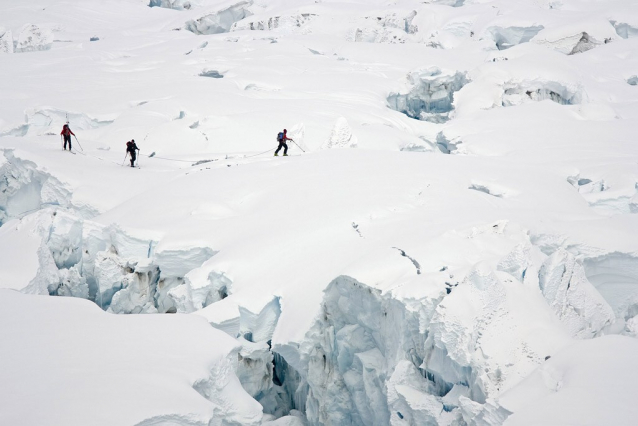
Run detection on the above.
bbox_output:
[1,0,638,424]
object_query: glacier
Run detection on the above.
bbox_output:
[1,0,638,424]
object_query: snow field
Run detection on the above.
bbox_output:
[1,0,638,424]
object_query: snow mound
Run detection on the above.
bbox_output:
[0,290,262,426]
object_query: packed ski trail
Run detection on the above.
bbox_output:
[1,0,638,425]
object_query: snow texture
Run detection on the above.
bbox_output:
[0,289,262,426]
[2,0,638,423]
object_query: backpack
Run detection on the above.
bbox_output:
[277,132,284,142]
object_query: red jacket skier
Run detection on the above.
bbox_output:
[274,129,292,157]
[61,124,75,151]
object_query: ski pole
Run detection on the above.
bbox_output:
[122,152,128,166]
[291,139,305,153]
[61,135,64,150]
[137,149,140,167]
[73,135,83,151]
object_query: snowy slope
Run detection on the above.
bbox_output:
[1,0,638,424]
[0,289,262,426]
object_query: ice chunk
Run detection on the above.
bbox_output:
[611,21,638,39]
[387,68,468,123]
[153,246,216,277]
[55,267,89,299]
[435,132,462,154]
[199,69,224,78]
[322,117,357,149]
[26,240,61,295]
[233,13,316,32]
[235,338,275,399]
[568,32,599,55]
[0,151,74,225]
[239,296,281,343]
[46,210,83,269]
[502,81,582,106]
[539,249,615,338]
[170,269,231,313]
[108,259,160,314]
[297,276,433,425]
[582,252,638,320]
[534,29,605,55]
[497,243,533,283]
[0,27,13,54]
[459,397,511,426]
[149,0,197,10]
[488,26,544,50]
[352,11,418,44]
[14,24,53,53]
[185,1,252,35]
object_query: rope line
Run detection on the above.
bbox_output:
[242,148,276,159]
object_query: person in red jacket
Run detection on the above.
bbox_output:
[60,123,75,151]
[274,129,292,156]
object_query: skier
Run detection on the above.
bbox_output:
[274,129,292,156]
[60,123,75,151]
[126,139,139,167]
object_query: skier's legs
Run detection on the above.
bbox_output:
[64,135,72,150]
[283,142,288,155]
[275,142,283,154]
[130,151,136,166]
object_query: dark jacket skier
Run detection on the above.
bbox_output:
[126,139,139,167]
[274,129,292,156]
[60,124,75,151]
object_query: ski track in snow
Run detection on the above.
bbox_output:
[1,0,638,424]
